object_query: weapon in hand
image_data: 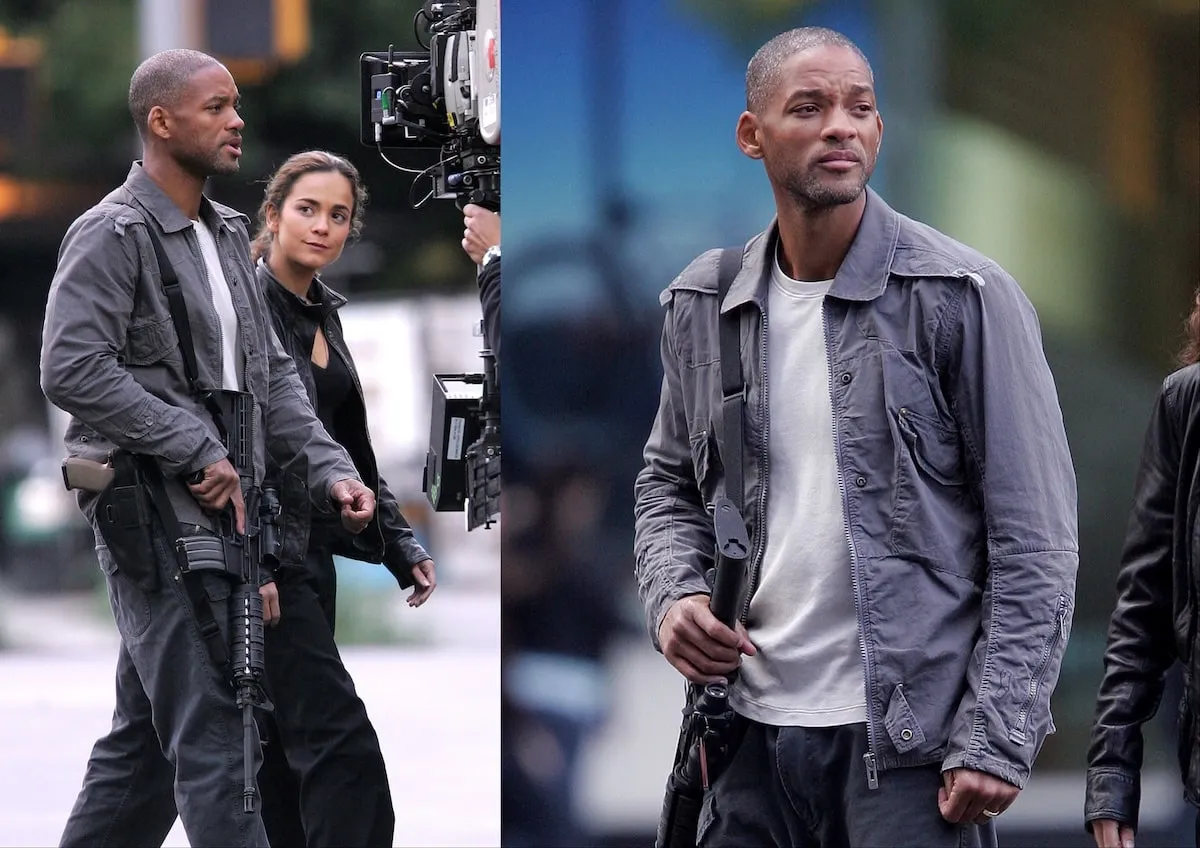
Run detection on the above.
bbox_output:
[214,391,280,814]
[655,495,749,848]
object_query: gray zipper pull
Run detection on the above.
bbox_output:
[863,753,879,790]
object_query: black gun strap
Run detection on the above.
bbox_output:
[136,221,233,672]
[716,246,746,514]
[142,224,229,443]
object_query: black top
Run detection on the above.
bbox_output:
[257,261,430,588]
[311,342,354,441]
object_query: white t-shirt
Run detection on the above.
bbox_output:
[730,247,867,727]
[192,217,242,391]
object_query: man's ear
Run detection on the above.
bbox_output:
[146,105,171,141]
[736,111,763,160]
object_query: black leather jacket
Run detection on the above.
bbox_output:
[257,261,430,588]
[1085,363,1200,830]
[478,256,500,364]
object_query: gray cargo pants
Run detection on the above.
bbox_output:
[59,530,268,847]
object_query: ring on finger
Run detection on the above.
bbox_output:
[982,809,1000,818]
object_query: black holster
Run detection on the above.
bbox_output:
[94,451,161,593]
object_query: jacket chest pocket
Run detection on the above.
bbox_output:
[125,316,182,367]
[878,351,982,571]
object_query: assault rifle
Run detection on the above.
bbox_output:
[211,390,280,814]
[655,495,749,848]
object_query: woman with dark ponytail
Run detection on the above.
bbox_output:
[1085,291,1200,847]
[252,150,437,847]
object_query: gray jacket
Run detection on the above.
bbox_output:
[633,188,1079,789]
[41,162,359,533]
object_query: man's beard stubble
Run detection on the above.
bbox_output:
[178,144,239,180]
[775,156,873,212]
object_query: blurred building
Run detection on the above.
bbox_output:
[501,0,1198,844]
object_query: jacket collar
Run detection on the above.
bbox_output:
[721,185,901,313]
[256,258,347,323]
[122,160,243,235]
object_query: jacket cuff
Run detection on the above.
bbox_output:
[1084,767,1141,831]
[387,535,431,570]
[174,437,229,481]
[941,751,1029,790]
[383,538,432,589]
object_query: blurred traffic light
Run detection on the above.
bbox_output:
[0,28,42,167]
[204,0,310,84]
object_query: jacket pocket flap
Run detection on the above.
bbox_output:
[884,683,927,754]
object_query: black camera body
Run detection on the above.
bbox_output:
[359,0,500,210]
[360,0,501,531]
[421,355,499,532]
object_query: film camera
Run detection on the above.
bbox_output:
[360,0,500,531]
[359,0,500,210]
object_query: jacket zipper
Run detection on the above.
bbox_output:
[824,301,880,789]
[1009,593,1068,744]
[738,306,769,624]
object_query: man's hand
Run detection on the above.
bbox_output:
[407,559,436,607]
[260,581,281,627]
[188,458,245,533]
[658,594,756,684]
[330,479,375,533]
[462,203,500,265]
[937,768,1020,825]
[1091,819,1136,848]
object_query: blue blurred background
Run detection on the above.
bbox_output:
[500,0,1199,845]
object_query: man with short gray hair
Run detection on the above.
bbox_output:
[635,27,1079,847]
[42,48,376,847]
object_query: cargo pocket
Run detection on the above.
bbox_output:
[883,684,927,754]
[882,353,981,573]
[99,543,153,640]
[894,406,964,488]
[125,316,181,367]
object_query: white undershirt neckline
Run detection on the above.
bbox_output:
[191,217,243,391]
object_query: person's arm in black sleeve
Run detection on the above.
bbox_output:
[478,256,500,362]
[462,203,501,363]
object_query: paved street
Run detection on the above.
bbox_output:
[0,645,499,847]
[0,581,501,848]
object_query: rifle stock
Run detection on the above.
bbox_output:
[655,495,749,848]
[61,456,115,492]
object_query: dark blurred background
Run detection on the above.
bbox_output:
[500,0,1199,845]
[0,0,500,595]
